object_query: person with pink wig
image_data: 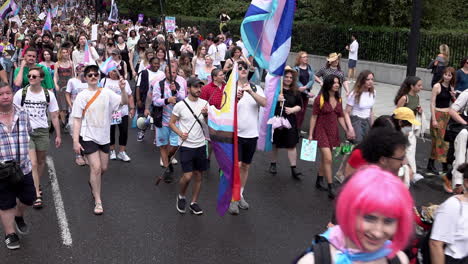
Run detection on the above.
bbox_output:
[295,166,413,264]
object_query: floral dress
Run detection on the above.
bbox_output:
[312,95,344,148]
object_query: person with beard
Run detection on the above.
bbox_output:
[13,47,54,90]
[170,77,208,215]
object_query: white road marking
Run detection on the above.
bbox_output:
[46,155,73,247]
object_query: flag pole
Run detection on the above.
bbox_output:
[158,0,173,86]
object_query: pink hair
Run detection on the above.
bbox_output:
[336,165,414,257]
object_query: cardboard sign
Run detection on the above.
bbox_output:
[91,24,98,41]
[300,139,318,162]
[38,12,46,20]
[138,14,144,23]
[165,16,176,32]
[83,17,91,26]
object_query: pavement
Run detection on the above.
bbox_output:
[1,82,449,264]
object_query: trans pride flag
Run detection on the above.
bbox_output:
[208,63,240,216]
[99,57,118,75]
[42,10,52,32]
[83,41,91,64]
[240,0,295,151]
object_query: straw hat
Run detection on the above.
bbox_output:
[326,52,342,62]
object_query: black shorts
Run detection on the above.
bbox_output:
[0,172,36,210]
[80,137,110,155]
[179,146,208,173]
[348,59,357,68]
[238,137,258,164]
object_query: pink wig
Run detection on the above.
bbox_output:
[336,165,414,257]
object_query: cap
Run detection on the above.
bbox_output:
[111,49,120,55]
[393,107,421,126]
[187,77,204,87]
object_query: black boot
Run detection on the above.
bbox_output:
[426,159,438,174]
[291,166,302,180]
[269,162,277,174]
[315,175,328,191]
[328,184,336,199]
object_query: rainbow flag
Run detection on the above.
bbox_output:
[240,0,295,151]
[83,41,91,64]
[42,10,52,32]
[208,62,240,216]
[99,57,118,75]
[0,0,12,19]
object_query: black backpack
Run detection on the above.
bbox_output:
[20,85,50,107]
[293,235,401,264]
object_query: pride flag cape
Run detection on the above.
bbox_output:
[42,10,52,32]
[240,0,295,151]
[208,63,240,216]
[99,57,118,75]
[0,0,12,19]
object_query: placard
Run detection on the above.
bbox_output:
[138,14,144,23]
[83,17,91,26]
[165,16,176,32]
[38,12,46,20]
[300,139,318,162]
[91,24,98,41]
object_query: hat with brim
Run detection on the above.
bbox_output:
[326,52,342,62]
[393,107,421,126]
[187,77,204,87]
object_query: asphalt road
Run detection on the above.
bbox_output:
[1,123,451,264]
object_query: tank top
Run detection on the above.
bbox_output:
[57,65,73,89]
[9,29,18,44]
[435,83,451,108]
[405,94,419,112]
[118,44,130,64]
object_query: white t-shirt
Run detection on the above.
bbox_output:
[71,88,121,145]
[430,196,468,259]
[346,91,375,118]
[99,78,132,116]
[349,40,359,61]
[238,85,265,138]
[208,44,221,66]
[172,98,207,148]
[217,43,227,62]
[13,87,59,130]
[66,78,88,103]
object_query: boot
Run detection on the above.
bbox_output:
[328,183,336,199]
[315,175,327,191]
[291,166,302,180]
[426,159,438,174]
[269,162,277,174]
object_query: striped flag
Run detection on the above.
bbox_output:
[208,62,240,216]
[9,0,18,17]
[0,0,12,20]
[240,0,295,151]
[99,57,118,75]
[83,41,91,64]
[42,10,52,32]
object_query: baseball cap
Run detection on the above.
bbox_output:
[187,77,204,87]
[393,107,421,126]
[111,49,120,55]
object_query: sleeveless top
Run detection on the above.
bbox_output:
[9,29,18,44]
[118,44,130,64]
[57,65,73,89]
[405,94,419,112]
[435,83,451,108]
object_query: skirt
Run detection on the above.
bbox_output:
[430,110,450,162]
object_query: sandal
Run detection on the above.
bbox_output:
[33,197,43,209]
[75,155,86,166]
[94,202,103,215]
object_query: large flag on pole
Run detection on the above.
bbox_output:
[208,63,240,216]
[42,10,52,33]
[108,0,119,22]
[0,0,13,19]
[240,0,295,151]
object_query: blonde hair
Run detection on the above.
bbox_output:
[295,51,307,66]
[439,44,450,61]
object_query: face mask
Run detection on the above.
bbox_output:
[401,126,412,136]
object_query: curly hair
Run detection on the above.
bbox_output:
[361,127,408,164]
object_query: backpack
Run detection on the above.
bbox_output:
[293,235,401,264]
[20,85,50,107]
[319,94,341,109]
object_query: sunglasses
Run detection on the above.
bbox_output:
[86,73,99,78]
[238,66,247,71]
[27,74,40,79]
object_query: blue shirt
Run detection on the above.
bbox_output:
[455,69,468,92]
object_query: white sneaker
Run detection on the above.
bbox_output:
[160,157,164,167]
[110,150,116,160]
[171,158,178,165]
[117,151,131,162]
[412,173,424,183]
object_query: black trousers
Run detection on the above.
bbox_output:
[110,115,129,146]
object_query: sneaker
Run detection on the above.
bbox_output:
[117,151,131,162]
[412,173,424,183]
[228,201,239,215]
[238,197,249,210]
[176,195,186,214]
[137,130,145,142]
[15,216,29,235]
[4,233,19,250]
[110,150,116,160]
[160,157,164,167]
[189,203,203,215]
[171,158,178,165]
[163,170,173,183]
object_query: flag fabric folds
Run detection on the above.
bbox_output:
[99,57,118,75]
[83,41,91,64]
[240,0,295,151]
[0,0,12,20]
[208,63,240,216]
[108,0,119,22]
[42,10,52,32]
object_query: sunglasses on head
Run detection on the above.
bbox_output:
[87,73,99,78]
[27,74,40,79]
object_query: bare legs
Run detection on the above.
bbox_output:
[178,171,202,203]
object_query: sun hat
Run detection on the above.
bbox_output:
[393,107,421,126]
[326,52,342,62]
